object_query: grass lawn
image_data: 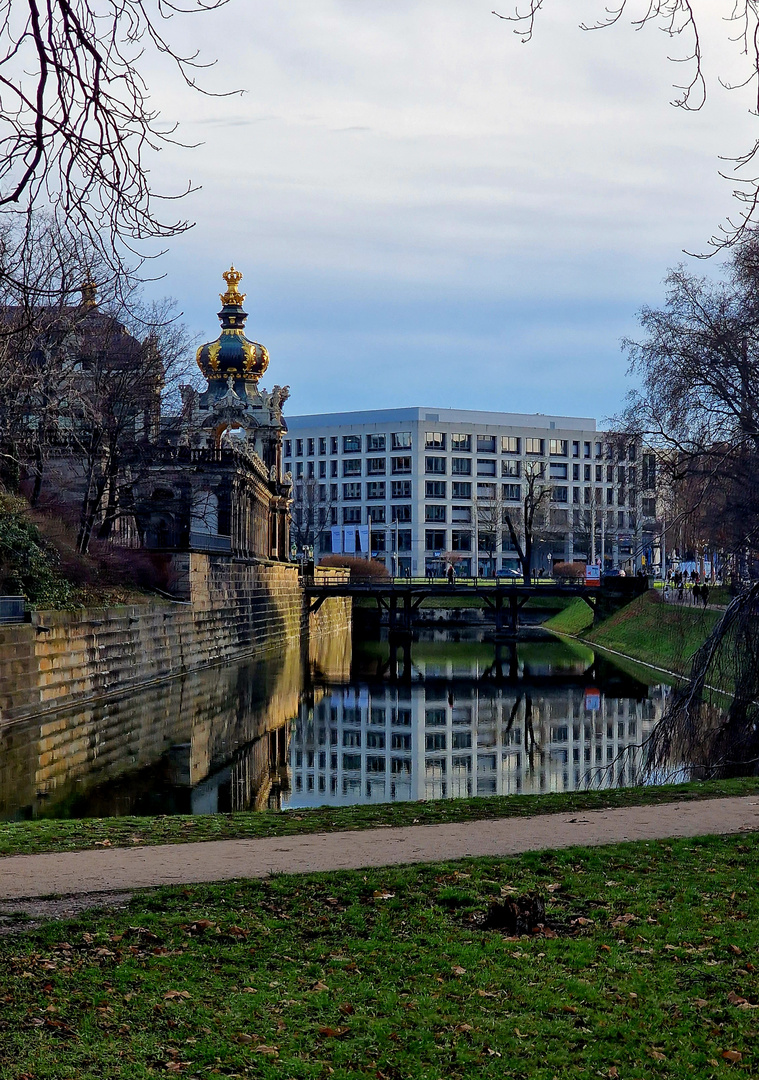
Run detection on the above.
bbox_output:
[1,832,758,1079]
[588,593,721,677]
[2,778,759,858]
[546,593,722,679]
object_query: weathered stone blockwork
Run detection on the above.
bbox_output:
[0,556,351,727]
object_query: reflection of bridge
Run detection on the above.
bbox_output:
[305,579,648,678]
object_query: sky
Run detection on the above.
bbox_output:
[138,1,758,423]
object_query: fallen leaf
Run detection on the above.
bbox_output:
[546,883,562,893]
[163,991,191,1001]
[486,1047,502,1057]
[600,945,611,953]
[611,914,637,927]
[242,987,257,994]
[729,945,743,956]
[455,1023,474,1033]
[311,981,329,992]
[693,998,709,1008]
[254,1045,279,1055]
[727,991,748,1006]
[722,1050,742,1063]
[572,917,594,927]
[609,1068,620,1079]
[94,840,112,847]
[476,989,497,998]
[338,1003,355,1016]
[451,965,467,976]
[649,1049,666,1061]
[318,1027,349,1038]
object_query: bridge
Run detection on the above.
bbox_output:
[304,576,647,639]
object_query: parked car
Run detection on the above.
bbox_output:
[603,568,623,577]
[496,568,521,578]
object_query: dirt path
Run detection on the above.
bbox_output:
[1,795,758,902]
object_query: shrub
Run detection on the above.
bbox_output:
[318,555,391,582]
[553,560,586,582]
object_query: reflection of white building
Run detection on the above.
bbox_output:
[284,668,667,809]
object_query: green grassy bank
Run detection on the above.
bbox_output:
[2,778,758,859]
[1,833,757,1079]
[546,592,722,678]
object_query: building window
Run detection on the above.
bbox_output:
[368,505,386,523]
[502,460,520,477]
[595,441,602,458]
[367,433,386,451]
[572,463,579,480]
[425,431,446,449]
[573,486,580,504]
[425,456,446,474]
[343,482,362,500]
[391,456,411,474]
[318,460,326,479]
[367,457,386,475]
[343,435,361,453]
[503,483,521,501]
[330,484,338,501]
[372,528,387,547]
[391,432,412,449]
[452,433,471,451]
[549,439,568,456]
[284,439,291,457]
[307,438,315,456]
[307,461,314,479]
[451,457,471,475]
[618,511,625,528]
[452,481,471,498]
[425,505,446,522]
[477,482,497,499]
[391,480,411,498]
[451,505,471,523]
[642,498,656,518]
[617,490,626,507]
[296,439,304,456]
[642,454,656,488]
[319,484,327,503]
[296,462,303,479]
[501,436,520,453]
[477,459,497,477]
[331,506,338,525]
[477,434,496,453]
[343,459,361,476]
[330,436,338,454]
[397,530,412,551]
[584,487,591,504]
[583,441,591,458]
[595,465,602,483]
[284,461,291,475]
[318,437,326,455]
[549,462,568,480]
[425,480,446,498]
[367,481,386,500]
[425,530,446,551]
[343,507,361,524]
[553,486,568,503]
[525,437,544,455]
[451,530,472,551]
[572,441,580,457]
[331,460,338,478]
[392,505,412,522]
[583,464,591,482]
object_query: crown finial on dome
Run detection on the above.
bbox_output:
[220,265,245,308]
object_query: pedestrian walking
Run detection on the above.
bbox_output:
[702,584,709,608]
[677,580,685,603]
[447,563,455,587]
[663,583,671,602]
[692,584,701,606]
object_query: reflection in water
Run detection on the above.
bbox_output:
[286,637,669,808]
[0,628,670,821]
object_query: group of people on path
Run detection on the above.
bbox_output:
[663,569,710,608]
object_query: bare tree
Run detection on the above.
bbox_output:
[619,237,759,572]
[0,0,233,276]
[290,477,335,558]
[501,462,551,582]
[494,2,759,249]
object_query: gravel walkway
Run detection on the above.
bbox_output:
[1,795,757,902]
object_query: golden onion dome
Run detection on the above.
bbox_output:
[196,266,269,384]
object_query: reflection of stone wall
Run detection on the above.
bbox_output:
[0,556,351,726]
[0,641,306,819]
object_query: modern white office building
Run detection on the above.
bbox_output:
[284,407,658,576]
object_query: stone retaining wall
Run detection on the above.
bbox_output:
[0,556,351,727]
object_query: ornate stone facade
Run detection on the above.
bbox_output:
[135,268,292,560]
